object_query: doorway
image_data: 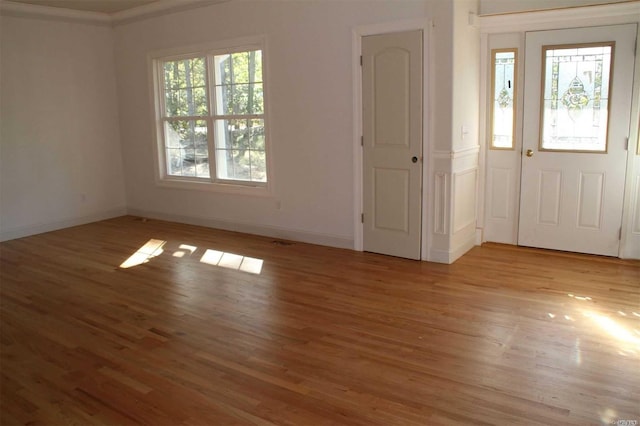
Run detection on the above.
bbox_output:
[361,30,423,259]
[518,24,636,256]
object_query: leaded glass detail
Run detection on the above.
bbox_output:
[541,43,613,152]
[491,50,516,149]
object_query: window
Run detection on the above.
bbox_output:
[540,43,613,152]
[152,41,268,190]
[490,48,517,150]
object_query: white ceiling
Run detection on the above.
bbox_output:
[9,0,159,14]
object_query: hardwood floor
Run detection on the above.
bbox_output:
[1,216,638,425]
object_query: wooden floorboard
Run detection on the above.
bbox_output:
[1,216,638,425]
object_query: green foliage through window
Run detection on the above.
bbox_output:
[158,48,267,183]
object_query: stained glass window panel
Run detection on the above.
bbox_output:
[491,50,516,149]
[541,43,613,152]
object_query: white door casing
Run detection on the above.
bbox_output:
[362,30,423,260]
[518,24,637,256]
[483,33,525,245]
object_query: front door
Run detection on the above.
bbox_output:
[518,24,636,256]
[362,30,423,259]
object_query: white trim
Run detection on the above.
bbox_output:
[479,1,640,34]
[432,146,481,160]
[0,0,230,26]
[0,0,110,25]
[429,233,476,264]
[619,22,640,259]
[351,18,431,258]
[111,0,230,26]
[147,36,274,197]
[479,10,640,259]
[154,179,272,197]
[452,168,478,233]
[127,209,353,250]
[0,207,127,242]
[477,32,489,244]
[147,36,266,61]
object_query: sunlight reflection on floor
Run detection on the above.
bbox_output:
[582,311,640,348]
[120,239,166,268]
[173,244,197,258]
[119,240,263,275]
[546,294,640,360]
[200,249,263,274]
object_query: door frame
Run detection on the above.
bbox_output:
[352,18,431,260]
[478,3,640,259]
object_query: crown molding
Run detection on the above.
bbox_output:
[111,0,230,26]
[0,1,111,25]
[0,0,230,26]
[479,1,640,33]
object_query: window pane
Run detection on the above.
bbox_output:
[214,50,263,115]
[164,120,209,178]
[541,43,612,152]
[491,49,516,149]
[163,57,208,117]
[214,119,266,182]
[215,83,264,115]
[214,50,262,85]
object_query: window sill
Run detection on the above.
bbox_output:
[156,177,272,197]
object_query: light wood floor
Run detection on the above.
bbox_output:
[1,216,639,425]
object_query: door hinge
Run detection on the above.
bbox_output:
[619,227,622,240]
[625,137,629,150]
[361,213,364,223]
[360,55,363,66]
[361,135,364,146]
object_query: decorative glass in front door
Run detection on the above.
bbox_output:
[491,49,517,150]
[540,43,614,152]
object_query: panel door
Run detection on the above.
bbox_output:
[362,30,423,259]
[518,24,636,256]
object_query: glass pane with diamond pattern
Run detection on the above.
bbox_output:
[541,43,613,152]
[491,50,516,149]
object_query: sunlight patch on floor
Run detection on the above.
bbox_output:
[119,239,263,274]
[120,239,166,268]
[200,249,263,274]
[173,244,197,258]
[583,311,640,348]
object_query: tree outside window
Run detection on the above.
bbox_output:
[156,46,267,185]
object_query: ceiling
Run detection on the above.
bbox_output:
[9,0,159,14]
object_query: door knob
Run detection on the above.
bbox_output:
[411,156,418,163]
[526,149,534,157]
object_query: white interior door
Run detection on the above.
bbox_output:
[518,24,637,256]
[362,30,422,260]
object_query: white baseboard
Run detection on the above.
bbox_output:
[0,207,128,242]
[475,228,483,245]
[428,234,477,264]
[620,235,640,259]
[127,208,355,250]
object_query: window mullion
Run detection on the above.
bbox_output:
[206,54,218,183]
[212,113,264,120]
[164,115,209,121]
[157,62,169,178]
[157,61,167,119]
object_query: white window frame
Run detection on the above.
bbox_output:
[148,36,272,196]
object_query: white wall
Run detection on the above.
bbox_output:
[0,16,127,241]
[0,0,477,263]
[479,0,632,15]
[429,0,480,263]
[114,0,445,249]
